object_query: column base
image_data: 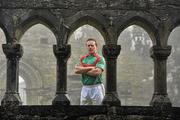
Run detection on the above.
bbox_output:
[1,92,22,106]
[102,92,121,106]
[150,93,172,107]
[52,93,70,106]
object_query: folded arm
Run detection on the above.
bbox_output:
[74,65,94,74]
[86,67,103,77]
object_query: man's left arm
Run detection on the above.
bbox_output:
[86,67,103,76]
[86,56,105,77]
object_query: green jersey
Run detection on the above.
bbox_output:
[80,54,105,85]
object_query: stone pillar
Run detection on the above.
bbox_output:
[102,44,121,106]
[1,44,23,106]
[150,45,172,107]
[52,45,71,105]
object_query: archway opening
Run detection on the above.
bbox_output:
[20,23,56,105]
[0,28,6,105]
[167,26,180,107]
[68,24,105,105]
[117,25,153,106]
[19,76,27,105]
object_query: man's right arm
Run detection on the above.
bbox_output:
[74,65,94,74]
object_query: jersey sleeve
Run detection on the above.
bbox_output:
[96,56,105,70]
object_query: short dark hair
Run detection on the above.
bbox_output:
[86,38,98,46]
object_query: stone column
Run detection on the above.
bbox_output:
[52,45,71,105]
[102,44,121,106]
[1,44,23,106]
[150,45,172,107]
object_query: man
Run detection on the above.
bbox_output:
[74,38,105,105]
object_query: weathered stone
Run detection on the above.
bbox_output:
[0,0,180,119]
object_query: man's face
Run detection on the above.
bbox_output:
[86,40,97,54]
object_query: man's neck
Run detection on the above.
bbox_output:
[88,51,97,54]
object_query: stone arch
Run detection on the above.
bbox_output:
[0,60,42,104]
[116,13,158,45]
[19,61,42,89]
[0,27,7,99]
[67,24,106,105]
[168,16,180,44]
[16,9,59,42]
[0,24,7,42]
[167,26,180,107]
[0,12,11,43]
[169,16,180,32]
[19,23,56,104]
[65,11,110,44]
[117,25,153,106]
[0,60,42,90]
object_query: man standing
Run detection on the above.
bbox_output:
[74,38,105,105]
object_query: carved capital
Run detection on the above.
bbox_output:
[2,44,23,60]
[53,45,71,61]
[102,44,121,60]
[150,46,171,60]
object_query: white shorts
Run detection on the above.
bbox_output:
[80,84,105,105]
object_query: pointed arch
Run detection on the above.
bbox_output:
[0,11,13,43]
[16,9,59,42]
[65,11,110,44]
[168,16,180,44]
[116,13,158,45]
[169,16,180,32]
[0,23,7,42]
[167,25,180,107]
[0,60,42,105]
[117,24,154,106]
[0,60,42,90]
